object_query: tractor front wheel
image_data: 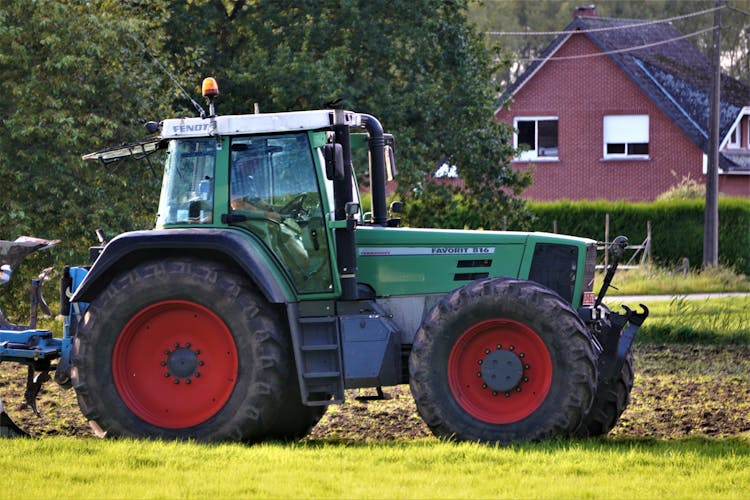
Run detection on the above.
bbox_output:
[71,258,289,442]
[573,347,635,437]
[409,278,597,444]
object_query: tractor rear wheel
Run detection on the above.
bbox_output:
[71,258,289,442]
[264,372,327,441]
[409,278,597,444]
[573,347,634,437]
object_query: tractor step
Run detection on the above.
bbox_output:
[288,306,345,405]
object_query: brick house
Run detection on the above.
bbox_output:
[495,7,750,201]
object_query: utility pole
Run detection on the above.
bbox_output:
[703,0,723,268]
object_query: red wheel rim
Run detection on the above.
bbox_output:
[448,318,552,424]
[113,300,239,429]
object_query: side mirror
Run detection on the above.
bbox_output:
[384,134,397,181]
[385,146,397,181]
[324,143,345,181]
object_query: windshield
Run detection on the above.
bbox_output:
[156,139,216,226]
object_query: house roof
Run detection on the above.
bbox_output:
[498,14,750,171]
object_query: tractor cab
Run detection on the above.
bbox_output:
[156,131,336,294]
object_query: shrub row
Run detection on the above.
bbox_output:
[528,198,750,274]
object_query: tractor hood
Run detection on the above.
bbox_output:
[354,226,595,303]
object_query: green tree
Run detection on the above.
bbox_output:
[164,0,532,230]
[0,0,174,315]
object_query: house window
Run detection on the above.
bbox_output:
[603,115,649,158]
[514,117,558,161]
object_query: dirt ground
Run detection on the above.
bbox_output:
[1,344,748,441]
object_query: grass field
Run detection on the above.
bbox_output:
[1,437,748,499]
[1,268,748,498]
[597,265,750,295]
[608,296,750,344]
[1,344,748,498]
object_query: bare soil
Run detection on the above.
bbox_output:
[1,344,748,441]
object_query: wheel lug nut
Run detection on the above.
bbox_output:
[496,344,502,349]
[195,372,201,378]
[160,361,167,367]
[174,342,180,348]
[476,372,482,377]
[185,342,191,348]
[482,383,487,389]
[185,378,191,385]
[164,350,171,355]
[477,359,483,365]
[164,372,171,378]
[173,379,180,385]
[492,391,498,396]
[504,392,511,398]
[524,364,530,369]
[195,349,201,355]
[485,349,491,354]
[199,361,205,366]
[519,353,525,358]
[516,387,522,392]
[523,377,529,383]
[509,345,515,351]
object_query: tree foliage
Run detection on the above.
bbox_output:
[163,0,531,230]
[0,0,532,317]
[0,0,174,314]
[0,0,177,246]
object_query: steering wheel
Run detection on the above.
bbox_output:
[279,194,309,217]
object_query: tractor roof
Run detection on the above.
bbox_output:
[161,110,360,139]
[82,109,360,164]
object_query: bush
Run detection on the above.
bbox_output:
[656,172,705,201]
[529,198,750,274]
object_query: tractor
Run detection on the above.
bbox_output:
[0,78,647,443]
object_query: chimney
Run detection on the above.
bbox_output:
[572,5,599,18]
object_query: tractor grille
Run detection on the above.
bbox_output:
[528,243,578,303]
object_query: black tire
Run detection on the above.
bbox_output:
[264,374,327,441]
[71,258,290,442]
[409,278,597,444]
[573,348,635,437]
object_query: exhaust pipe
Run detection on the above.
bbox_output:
[0,397,30,438]
[361,114,387,226]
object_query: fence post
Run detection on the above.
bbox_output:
[644,220,652,265]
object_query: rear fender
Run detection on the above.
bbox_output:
[71,229,294,305]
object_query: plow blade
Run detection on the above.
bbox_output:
[0,398,30,438]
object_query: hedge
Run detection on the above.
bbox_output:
[528,198,750,274]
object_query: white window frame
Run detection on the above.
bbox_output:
[727,124,740,148]
[603,114,650,159]
[513,116,559,161]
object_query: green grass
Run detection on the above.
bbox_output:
[0,437,748,499]
[607,296,750,344]
[596,265,750,296]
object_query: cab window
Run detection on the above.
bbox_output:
[229,133,332,294]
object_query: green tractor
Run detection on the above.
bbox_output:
[65,78,647,443]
